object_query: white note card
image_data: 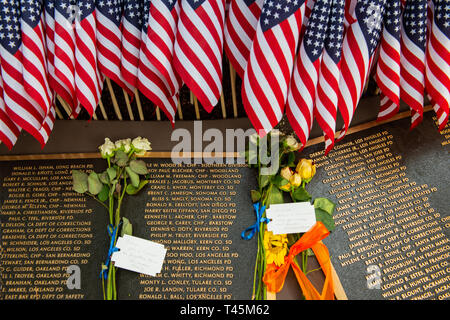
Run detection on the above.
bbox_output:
[111,234,166,276]
[266,202,316,235]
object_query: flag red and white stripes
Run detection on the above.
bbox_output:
[425,0,449,131]
[96,0,133,95]
[337,0,386,141]
[242,0,306,136]
[286,0,332,150]
[21,1,52,117]
[146,0,182,97]
[120,0,143,90]
[74,0,103,117]
[314,0,345,155]
[375,0,402,122]
[400,0,427,130]
[0,66,21,150]
[53,0,79,115]
[224,0,263,78]
[138,0,178,123]
[174,0,226,112]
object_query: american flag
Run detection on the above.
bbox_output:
[242,0,306,135]
[425,0,449,131]
[137,0,178,123]
[0,65,21,150]
[376,0,402,122]
[74,0,103,117]
[145,0,182,97]
[314,0,345,155]
[96,0,133,96]
[286,0,332,150]
[224,0,263,78]
[44,0,74,113]
[337,0,386,141]
[0,0,54,147]
[20,0,52,117]
[53,0,79,116]
[120,0,143,90]
[344,0,357,28]
[400,0,427,130]
[173,0,226,113]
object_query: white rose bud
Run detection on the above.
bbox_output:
[285,135,301,151]
[115,138,132,153]
[99,138,116,158]
[132,137,152,156]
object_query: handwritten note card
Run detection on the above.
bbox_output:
[266,202,316,235]
[111,234,166,276]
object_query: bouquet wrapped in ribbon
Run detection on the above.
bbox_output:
[72,137,152,300]
[243,132,336,300]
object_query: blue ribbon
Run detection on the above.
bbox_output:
[100,223,121,280]
[241,202,270,240]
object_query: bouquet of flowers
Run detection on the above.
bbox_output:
[72,137,152,300]
[244,132,336,300]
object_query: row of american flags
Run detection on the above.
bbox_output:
[0,0,448,153]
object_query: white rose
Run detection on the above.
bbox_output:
[132,137,152,156]
[249,132,259,146]
[99,138,116,158]
[115,138,132,153]
[285,135,301,151]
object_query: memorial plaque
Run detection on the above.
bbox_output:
[0,157,257,300]
[303,112,450,300]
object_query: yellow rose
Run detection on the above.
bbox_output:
[279,183,291,192]
[289,173,302,188]
[280,167,293,180]
[296,159,316,180]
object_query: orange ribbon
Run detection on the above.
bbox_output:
[262,222,335,300]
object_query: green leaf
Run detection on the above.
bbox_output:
[98,184,110,202]
[115,150,128,167]
[106,167,117,181]
[267,186,284,205]
[99,171,109,184]
[72,170,88,194]
[129,159,148,175]
[125,166,140,188]
[126,180,149,195]
[88,172,103,195]
[287,152,296,167]
[292,186,311,202]
[315,208,335,232]
[314,197,336,215]
[121,217,133,237]
[250,190,261,203]
[271,175,289,188]
[259,174,271,189]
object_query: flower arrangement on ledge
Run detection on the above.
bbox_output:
[244,132,336,300]
[71,137,152,300]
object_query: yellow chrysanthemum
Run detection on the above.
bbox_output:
[263,231,288,267]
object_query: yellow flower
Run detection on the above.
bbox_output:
[264,231,288,267]
[289,173,302,188]
[280,167,293,180]
[296,159,316,180]
[279,183,291,192]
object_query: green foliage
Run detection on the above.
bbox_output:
[267,186,284,205]
[125,166,140,188]
[271,175,289,189]
[72,170,88,194]
[250,190,261,203]
[292,187,311,202]
[121,217,133,237]
[129,159,148,175]
[114,150,128,167]
[125,180,149,195]
[88,172,103,195]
